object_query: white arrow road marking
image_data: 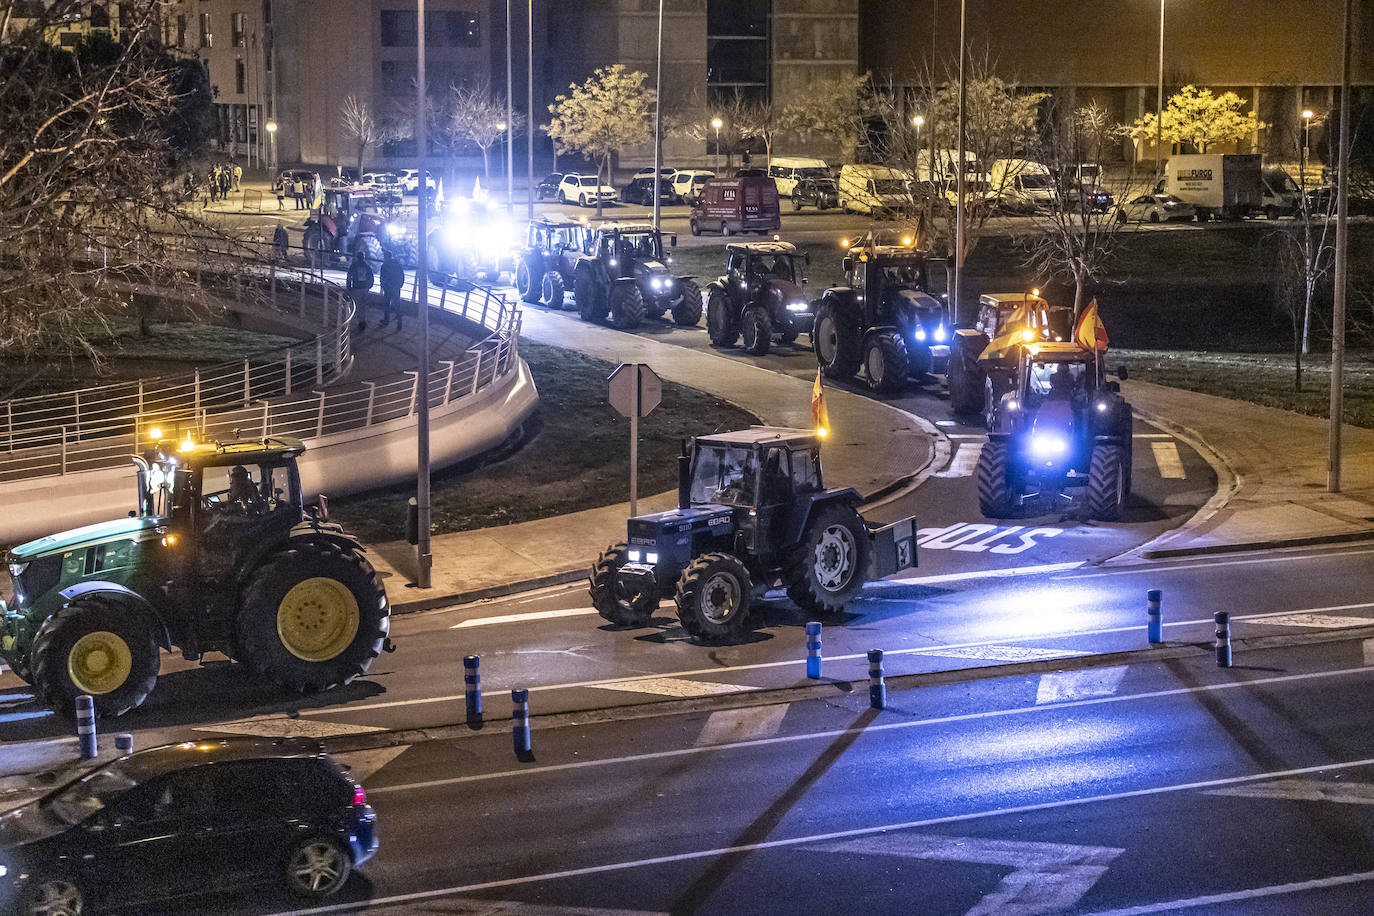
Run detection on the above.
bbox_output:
[195,718,386,739]
[332,746,410,782]
[591,677,752,698]
[452,607,601,629]
[937,441,985,477]
[1150,441,1186,478]
[1204,779,1374,805]
[1036,666,1128,705]
[919,645,1090,663]
[806,833,1123,916]
[695,704,790,747]
[1247,612,1374,629]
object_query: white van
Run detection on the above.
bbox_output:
[836,164,914,217]
[988,158,1054,213]
[767,157,831,197]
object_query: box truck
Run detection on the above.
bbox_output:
[1163,154,1263,221]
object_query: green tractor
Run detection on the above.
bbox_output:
[589,427,918,642]
[0,435,390,717]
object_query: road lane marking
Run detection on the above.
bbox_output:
[366,904,664,916]
[1067,546,1374,579]
[268,754,1374,916]
[1134,433,1176,439]
[365,665,1374,796]
[916,523,1065,554]
[881,561,1086,587]
[452,607,600,629]
[918,645,1090,663]
[1079,869,1374,915]
[591,677,753,698]
[1204,778,1374,805]
[1365,639,1374,666]
[332,746,410,781]
[308,602,1374,717]
[1150,441,1186,478]
[936,442,983,477]
[694,704,789,747]
[1245,612,1374,629]
[195,719,386,739]
[807,834,1123,916]
[1036,666,1128,704]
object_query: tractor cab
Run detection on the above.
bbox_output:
[597,223,670,279]
[725,241,808,299]
[317,186,383,239]
[526,217,587,258]
[687,427,825,512]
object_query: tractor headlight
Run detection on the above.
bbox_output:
[387,223,406,238]
[628,549,641,562]
[443,224,466,249]
[609,258,618,267]
[645,552,659,565]
[913,326,927,342]
[1007,399,1020,412]
[1096,400,1109,412]
[786,301,809,312]
[933,324,947,342]
[8,561,27,579]
[1030,433,1069,458]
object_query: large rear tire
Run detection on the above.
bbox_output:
[784,503,870,615]
[705,287,740,347]
[741,307,772,356]
[1088,443,1127,521]
[976,437,1016,518]
[516,260,540,303]
[575,271,605,323]
[540,271,566,308]
[672,279,704,326]
[589,543,658,626]
[864,330,910,394]
[31,598,160,717]
[238,542,390,694]
[675,553,752,643]
[813,301,862,379]
[609,283,645,329]
[947,348,984,415]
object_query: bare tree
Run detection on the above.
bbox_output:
[339,93,392,178]
[547,65,654,217]
[779,74,876,161]
[447,82,525,180]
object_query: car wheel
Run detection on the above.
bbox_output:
[558,191,566,204]
[284,835,352,900]
[689,218,701,236]
[1148,211,1160,223]
[792,197,803,212]
[20,875,85,916]
[1265,205,1279,220]
[721,221,733,237]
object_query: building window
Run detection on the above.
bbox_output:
[706,0,768,102]
[380,9,480,47]
[707,0,767,38]
[380,59,418,94]
[176,14,187,47]
[235,59,246,94]
[199,12,212,48]
[89,4,110,28]
[232,12,246,47]
[58,31,80,47]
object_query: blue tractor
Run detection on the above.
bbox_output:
[589,427,917,641]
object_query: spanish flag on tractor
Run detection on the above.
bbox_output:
[1074,299,1109,352]
[812,370,831,438]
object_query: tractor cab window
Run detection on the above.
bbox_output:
[622,232,660,260]
[753,255,794,282]
[1027,360,1087,403]
[880,263,922,289]
[690,445,756,507]
[792,448,822,493]
[201,463,288,517]
[760,447,795,505]
[728,251,747,275]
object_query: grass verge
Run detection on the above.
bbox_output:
[1117,349,1374,428]
[329,341,760,543]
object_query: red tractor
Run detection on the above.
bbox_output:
[302,186,415,269]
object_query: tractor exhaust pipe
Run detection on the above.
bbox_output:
[678,439,691,511]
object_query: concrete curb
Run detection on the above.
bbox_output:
[1141,528,1374,559]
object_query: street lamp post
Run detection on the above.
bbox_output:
[954,0,966,323]
[526,0,534,222]
[1156,0,1165,183]
[265,121,277,173]
[652,0,664,232]
[415,0,432,588]
[711,117,723,172]
[1301,108,1314,185]
[505,0,513,213]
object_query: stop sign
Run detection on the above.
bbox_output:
[608,363,661,418]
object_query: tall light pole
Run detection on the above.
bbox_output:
[1301,108,1314,183]
[415,0,432,588]
[651,0,664,232]
[1155,0,1165,183]
[953,0,966,322]
[526,0,534,222]
[504,0,513,214]
[711,117,723,172]
[265,121,277,172]
[1329,0,1353,492]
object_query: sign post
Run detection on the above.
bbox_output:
[608,363,662,518]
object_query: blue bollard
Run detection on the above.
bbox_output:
[868,649,886,709]
[805,621,822,679]
[75,695,97,760]
[463,655,482,724]
[511,688,531,757]
[115,733,133,755]
[1147,589,1163,644]
[1215,611,1232,668]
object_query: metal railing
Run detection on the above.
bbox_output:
[0,241,520,482]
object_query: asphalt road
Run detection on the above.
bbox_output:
[166,634,1374,915]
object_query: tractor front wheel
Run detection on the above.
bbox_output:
[589,543,658,626]
[575,271,605,323]
[516,261,540,303]
[31,598,160,717]
[741,307,772,356]
[864,330,910,394]
[706,288,740,347]
[609,283,645,329]
[976,437,1016,518]
[671,279,704,326]
[784,504,871,615]
[238,542,390,694]
[675,553,752,642]
[1088,443,1127,521]
[813,302,862,379]
[541,271,566,308]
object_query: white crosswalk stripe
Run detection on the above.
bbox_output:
[1150,441,1186,478]
[918,645,1090,663]
[591,677,752,698]
[937,441,984,478]
[695,704,789,747]
[1247,612,1374,629]
[1036,666,1128,704]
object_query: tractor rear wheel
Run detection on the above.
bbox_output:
[864,330,909,393]
[779,318,801,345]
[516,261,540,303]
[1088,443,1127,521]
[589,543,658,626]
[671,279,703,326]
[976,437,1016,518]
[609,284,646,329]
[741,307,772,356]
[947,348,984,415]
[675,553,752,642]
[784,503,871,615]
[541,271,566,308]
[31,597,160,717]
[706,287,740,347]
[575,271,605,323]
[813,301,862,379]
[238,542,390,694]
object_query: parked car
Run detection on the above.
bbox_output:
[791,176,839,211]
[671,170,715,204]
[397,168,436,193]
[621,174,675,206]
[273,168,315,192]
[0,738,377,914]
[535,172,565,200]
[1116,192,1197,223]
[766,157,831,197]
[689,175,781,236]
[558,174,618,207]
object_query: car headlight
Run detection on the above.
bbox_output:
[1030,433,1069,458]
[785,301,809,312]
[933,324,947,342]
[913,327,927,342]
[645,552,659,565]
[8,561,27,579]
[628,549,641,562]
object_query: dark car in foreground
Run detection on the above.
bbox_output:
[535,173,564,200]
[0,738,377,914]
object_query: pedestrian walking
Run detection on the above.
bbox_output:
[273,224,289,262]
[208,168,218,202]
[379,249,405,332]
[346,250,374,298]
[232,163,242,190]
[292,178,304,209]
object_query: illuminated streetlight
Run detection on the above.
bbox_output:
[711,116,723,171]
[1301,109,1315,187]
[911,114,924,128]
